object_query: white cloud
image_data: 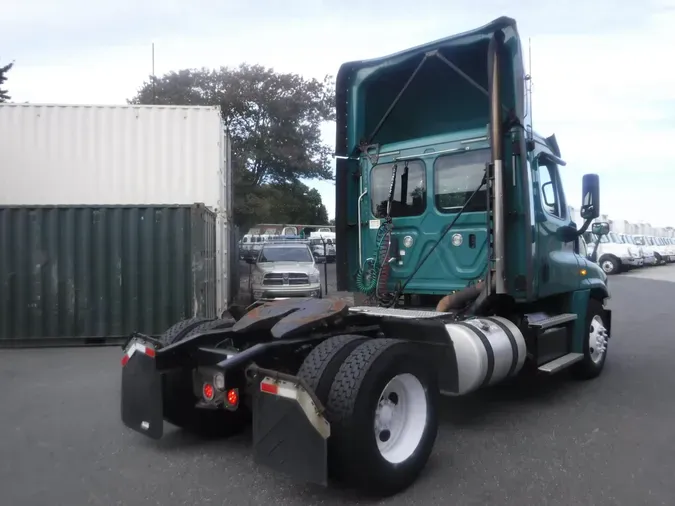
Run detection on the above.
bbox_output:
[2,1,672,226]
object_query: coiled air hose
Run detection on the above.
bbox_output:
[356,163,398,299]
[355,221,392,296]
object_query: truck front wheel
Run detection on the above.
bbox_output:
[326,339,439,497]
[598,255,620,275]
[572,299,609,380]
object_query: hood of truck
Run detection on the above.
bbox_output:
[334,17,526,294]
[256,262,317,276]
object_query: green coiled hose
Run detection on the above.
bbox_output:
[355,222,390,295]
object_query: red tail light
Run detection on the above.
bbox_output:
[227,388,239,406]
[203,383,215,401]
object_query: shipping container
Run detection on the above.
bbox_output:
[0,205,216,346]
[0,103,234,313]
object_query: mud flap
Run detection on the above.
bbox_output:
[121,342,164,440]
[252,376,330,486]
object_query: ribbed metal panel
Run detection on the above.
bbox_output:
[0,205,216,346]
[0,103,233,312]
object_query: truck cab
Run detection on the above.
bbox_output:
[335,17,608,308]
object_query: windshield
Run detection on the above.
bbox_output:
[608,232,621,243]
[598,234,609,243]
[646,237,655,246]
[622,235,634,245]
[633,236,646,246]
[258,246,313,263]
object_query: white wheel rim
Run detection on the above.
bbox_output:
[373,373,428,464]
[601,261,614,273]
[589,315,608,364]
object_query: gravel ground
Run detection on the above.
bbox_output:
[2,265,675,506]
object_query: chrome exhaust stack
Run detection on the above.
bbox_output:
[488,30,507,295]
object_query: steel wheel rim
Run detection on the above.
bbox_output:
[589,315,608,364]
[373,373,428,464]
[601,261,614,273]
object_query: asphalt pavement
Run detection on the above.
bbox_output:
[2,265,675,505]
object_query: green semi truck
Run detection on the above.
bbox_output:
[120,16,612,497]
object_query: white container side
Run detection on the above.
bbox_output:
[0,103,233,313]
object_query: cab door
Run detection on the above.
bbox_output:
[533,153,581,298]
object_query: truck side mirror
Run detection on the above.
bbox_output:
[591,221,609,237]
[580,174,600,220]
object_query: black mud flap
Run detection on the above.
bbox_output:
[252,376,330,486]
[604,308,612,337]
[121,342,164,440]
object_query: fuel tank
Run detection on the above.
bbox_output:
[445,316,526,395]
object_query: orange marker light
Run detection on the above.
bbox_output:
[580,269,587,276]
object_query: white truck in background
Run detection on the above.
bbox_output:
[620,234,657,266]
[583,231,642,274]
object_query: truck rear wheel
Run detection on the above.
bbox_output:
[325,338,439,496]
[571,299,609,380]
[161,316,212,344]
[297,334,369,403]
[161,318,249,437]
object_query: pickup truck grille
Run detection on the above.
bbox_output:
[263,273,309,286]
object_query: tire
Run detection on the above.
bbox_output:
[654,252,663,265]
[160,316,213,346]
[598,255,620,275]
[161,318,249,437]
[182,317,235,339]
[297,334,369,405]
[571,298,609,380]
[325,339,439,496]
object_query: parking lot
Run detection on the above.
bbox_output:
[2,265,675,506]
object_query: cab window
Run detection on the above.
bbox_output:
[537,158,566,219]
[370,160,426,218]
[434,149,489,213]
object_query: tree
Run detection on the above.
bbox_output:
[237,180,328,226]
[0,61,13,103]
[129,65,335,227]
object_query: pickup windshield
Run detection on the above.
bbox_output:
[258,246,313,263]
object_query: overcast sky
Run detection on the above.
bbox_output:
[3,0,673,226]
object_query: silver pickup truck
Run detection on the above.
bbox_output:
[247,241,322,301]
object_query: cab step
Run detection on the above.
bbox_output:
[528,313,577,330]
[537,353,583,374]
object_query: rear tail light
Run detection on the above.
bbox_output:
[203,383,215,401]
[226,388,239,407]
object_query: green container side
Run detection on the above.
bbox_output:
[0,204,217,346]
